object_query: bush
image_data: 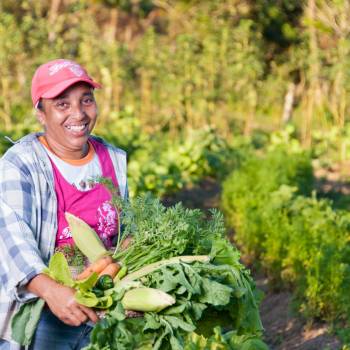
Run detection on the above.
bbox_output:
[127,127,240,198]
[221,142,350,324]
[222,145,313,257]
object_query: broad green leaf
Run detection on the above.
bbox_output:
[163,303,187,315]
[240,339,269,350]
[199,278,232,306]
[44,252,74,287]
[11,299,45,346]
[144,313,162,331]
[227,332,269,350]
[74,272,98,292]
[75,290,99,307]
[109,302,126,321]
[189,302,207,320]
[210,239,241,268]
[164,315,196,332]
[154,265,197,294]
[95,295,113,309]
[75,291,113,309]
[185,333,207,349]
[153,327,170,350]
[170,334,183,350]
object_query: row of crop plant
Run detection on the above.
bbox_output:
[221,140,350,343]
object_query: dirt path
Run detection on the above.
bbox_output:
[256,276,341,349]
[162,177,342,349]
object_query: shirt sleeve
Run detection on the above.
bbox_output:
[0,159,47,303]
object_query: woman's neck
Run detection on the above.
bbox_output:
[43,135,89,160]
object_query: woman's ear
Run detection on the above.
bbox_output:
[36,108,46,127]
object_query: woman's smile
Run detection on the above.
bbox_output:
[64,122,89,134]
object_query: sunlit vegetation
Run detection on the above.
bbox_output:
[3,0,350,347]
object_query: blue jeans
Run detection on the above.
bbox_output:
[0,340,12,349]
[29,308,92,350]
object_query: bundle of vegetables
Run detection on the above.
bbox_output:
[85,244,267,350]
[11,194,267,349]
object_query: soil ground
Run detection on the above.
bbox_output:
[162,176,343,350]
[256,276,341,350]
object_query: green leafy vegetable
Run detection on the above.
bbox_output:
[11,253,77,346]
[84,257,264,349]
[72,193,267,349]
[42,252,74,287]
[75,291,113,309]
[74,272,99,292]
[109,194,225,273]
[184,327,269,350]
[11,299,45,346]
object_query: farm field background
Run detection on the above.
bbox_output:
[2,0,350,348]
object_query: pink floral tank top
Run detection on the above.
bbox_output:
[52,138,119,249]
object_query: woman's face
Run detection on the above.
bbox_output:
[37,82,98,159]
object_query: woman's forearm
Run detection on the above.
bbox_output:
[26,273,59,299]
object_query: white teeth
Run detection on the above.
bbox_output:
[66,124,87,131]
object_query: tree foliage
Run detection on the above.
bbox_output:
[1,0,350,151]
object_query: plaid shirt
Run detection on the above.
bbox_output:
[0,133,128,346]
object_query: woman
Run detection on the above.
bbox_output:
[0,59,128,349]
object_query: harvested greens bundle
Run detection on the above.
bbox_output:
[12,193,267,349]
[83,193,266,349]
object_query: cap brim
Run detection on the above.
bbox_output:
[41,77,101,99]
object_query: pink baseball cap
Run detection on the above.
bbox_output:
[31,59,101,107]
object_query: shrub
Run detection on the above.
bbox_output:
[221,144,350,322]
[222,145,313,257]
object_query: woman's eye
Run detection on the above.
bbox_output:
[82,97,94,105]
[56,101,69,109]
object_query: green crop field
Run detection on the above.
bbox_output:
[3,1,350,348]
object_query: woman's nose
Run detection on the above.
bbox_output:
[70,104,86,119]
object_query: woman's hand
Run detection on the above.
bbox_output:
[43,282,99,326]
[27,273,99,326]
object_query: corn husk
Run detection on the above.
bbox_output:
[65,212,109,263]
[121,287,175,312]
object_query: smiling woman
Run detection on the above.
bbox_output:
[0,59,128,349]
[37,83,98,160]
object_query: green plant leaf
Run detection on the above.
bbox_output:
[11,299,45,346]
[44,252,74,287]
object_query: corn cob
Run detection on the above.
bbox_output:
[65,212,109,263]
[121,287,175,312]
